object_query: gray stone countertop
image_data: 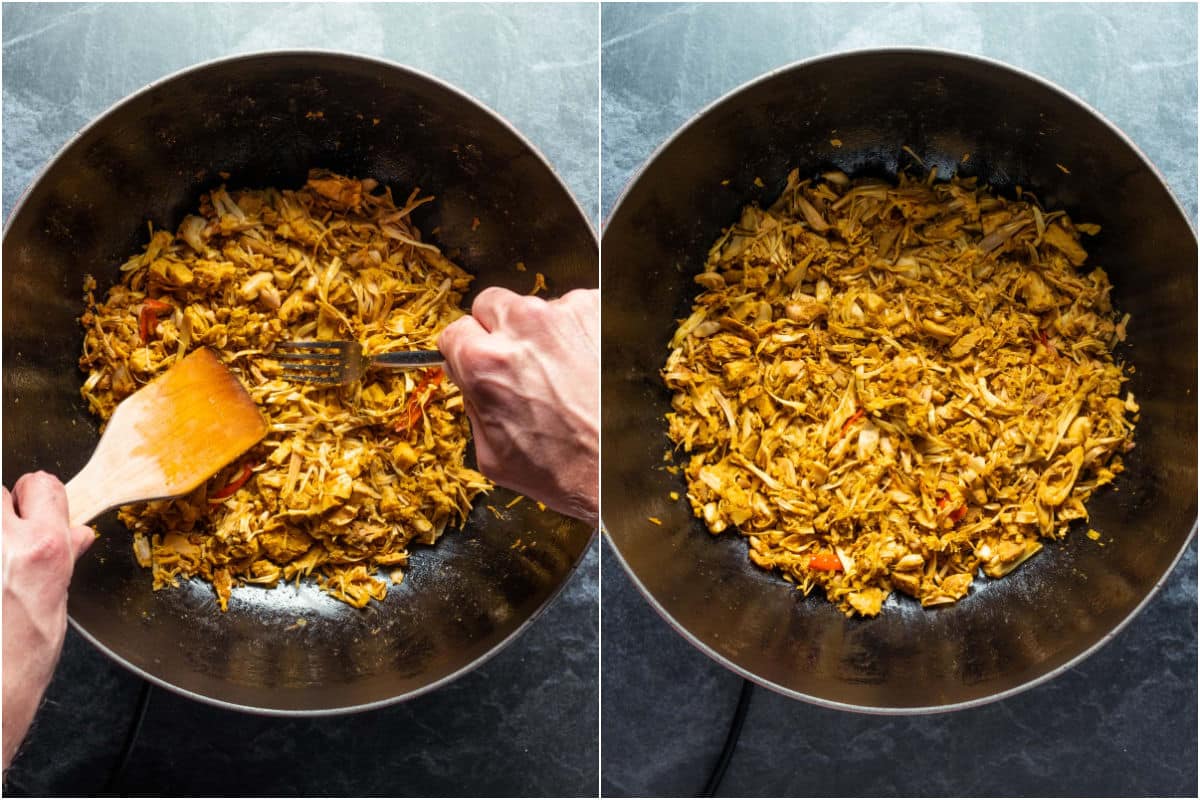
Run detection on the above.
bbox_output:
[600,3,1196,797]
[2,3,598,796]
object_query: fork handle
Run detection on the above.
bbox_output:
[369,350,445,369]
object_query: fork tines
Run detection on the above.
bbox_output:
[272,340,349,385]
[275,340,347,354]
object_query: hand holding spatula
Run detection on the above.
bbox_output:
[64,348,269,526]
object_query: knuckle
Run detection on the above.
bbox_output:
[471,345,509,373]
[438,322,480,364]
[437,320,465,352]
[452,337,507,377]
[507,295,550,329]
[21,471,60,496]
[12,472,67,521]
[519,294,550,314]
[472,285,512,314]
[29,531,70,566]
[558,288,594,315]
[30,471,56,486]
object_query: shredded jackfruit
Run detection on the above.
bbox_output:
[663,168,1135,617]
[80,170,492,611]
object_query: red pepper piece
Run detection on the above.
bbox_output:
[808,552,844,571]
[393,367,445,433]
[138,298,173,343]
[1035,329,1058,360]
[840,408,865,435]
[949,505,968,523]
[208,462,254,502]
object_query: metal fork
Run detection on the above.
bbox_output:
[272,341,444,386]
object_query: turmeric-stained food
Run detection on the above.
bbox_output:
[663,169,1136,617]
[80,170,491,611]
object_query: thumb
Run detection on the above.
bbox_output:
[438,315,489,389]
[70,525,96,561]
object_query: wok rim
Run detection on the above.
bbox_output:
[600,45,1198,715]
[5,48,600,717]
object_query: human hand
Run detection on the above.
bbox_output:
[439,287,599,526]
[2,472,95,769]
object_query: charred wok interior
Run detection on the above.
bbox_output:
[3,52,596,713]
[602,50,1196,710]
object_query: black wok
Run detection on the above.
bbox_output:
[3,51,597,714]
[601,49,1196,712]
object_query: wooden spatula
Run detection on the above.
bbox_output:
[65,347,269,526]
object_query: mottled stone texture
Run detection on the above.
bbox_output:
[3,3,598,797]
[3,2,599,225]
[602,3,1196,221]
[600,3,1196,797]
[604,540,1194,795]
